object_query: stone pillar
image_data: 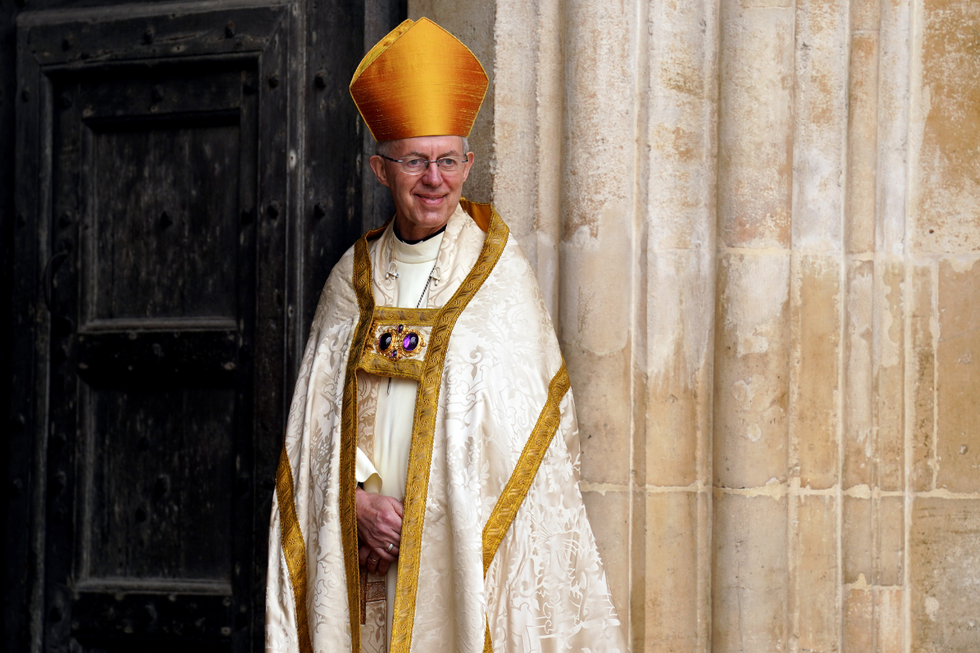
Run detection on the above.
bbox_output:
[636,0,718,649]
[790,0,850,650]
[907,0,980,649]
[713,0,795,647]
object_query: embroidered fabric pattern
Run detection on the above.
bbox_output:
[478,363,570,653]
[341,225,387,652]
[274,448,314,653]
[382,210,509,653]
[481,362,571,575]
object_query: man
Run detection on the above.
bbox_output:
[265,18,627,653]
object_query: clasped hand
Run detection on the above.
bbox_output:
[356,487,404,575]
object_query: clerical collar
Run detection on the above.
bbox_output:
[392,225,444,264]
[393,223,446,245]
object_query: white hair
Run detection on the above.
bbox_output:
[376,136,470,158]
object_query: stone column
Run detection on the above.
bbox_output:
[789,0,849,649]
[635,0,718,649]
[906,0,980,649]
[712,0,795,648]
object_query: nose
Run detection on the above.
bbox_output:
[420,160,443,184]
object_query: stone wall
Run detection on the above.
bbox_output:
[408,0,980,650]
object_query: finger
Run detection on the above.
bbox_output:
[390,497,404,518]
[380,539,400,554]
[377,558,390,575]
[379,507,404,533]
[359,544,371,566]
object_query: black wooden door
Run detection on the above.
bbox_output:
[7,2,398,651]
[19,6,292,652]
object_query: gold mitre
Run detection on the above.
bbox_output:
[349,18,489,141]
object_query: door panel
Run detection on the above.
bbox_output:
[16,4,292,652]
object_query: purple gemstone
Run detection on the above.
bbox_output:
[379,333,393,351]
[403,333,419,351]
[397,324,404,333]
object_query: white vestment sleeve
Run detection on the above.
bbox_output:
[356,446,382,491]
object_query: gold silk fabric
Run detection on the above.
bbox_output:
[265,202,628,652]
[349,18,489,141]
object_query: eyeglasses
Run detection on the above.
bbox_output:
[379,153,469,175]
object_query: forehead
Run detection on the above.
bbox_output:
[389,135,464,156]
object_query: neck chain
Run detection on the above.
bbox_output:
[415,261,438,309]
[387,259,438,395]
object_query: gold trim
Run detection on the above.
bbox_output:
[275,447,314,653]
[388,208,510,653]
[484,620,492,653]
[373,306,440,325]
[342,233,382,652]
[358,356,426,381]
[482,363,571,575]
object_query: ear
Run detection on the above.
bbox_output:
[460,150,475,184]
[369,155,390,187]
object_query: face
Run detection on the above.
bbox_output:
[369,135,474,241]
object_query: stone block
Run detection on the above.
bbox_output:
[843,494,903,587]
[843,586,873,653]
[875,0,911,255]
[718,2,794,249]
[638,490,706,652]
[874,261,905,491]
[843,494,872,584]
[877,587,904,653]
[492,0,543,267]
[790,255,841,489]
[910,261,937,492]
[936,258,980,492]
[646,98,717,251]
[878,495,904,586]
[844,259,874,488]
[567,342,632,486]
[910,0,980,254]
[850,0,880,31]
[561,202,632,486]
[646,0,718,252]
[650,0,714,102]
[791,0,848,252]
[560,0,634,242]
[643,250,713,487]
[582,488,630,627]
[714,253,791,488]
[910,497,980,652]
[712,493,789,652]
[845,586,904,653]
[793,494,840,651]
[845,30,878,254]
